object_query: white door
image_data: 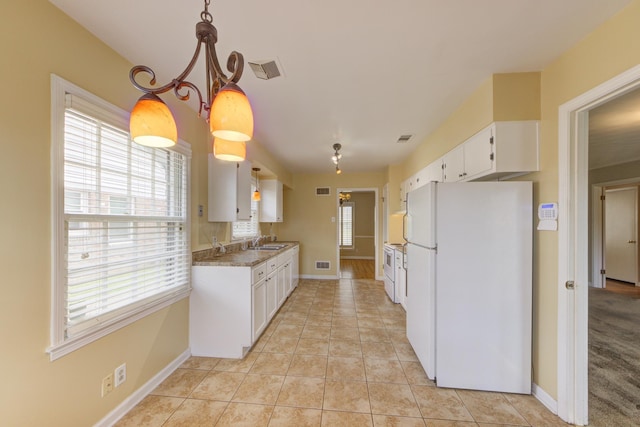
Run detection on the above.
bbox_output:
[605,187,638,284]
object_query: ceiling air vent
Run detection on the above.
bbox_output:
[248,60,281,80]
[315,261,331,270]
[316,187,331,196]
[397,134,413,143]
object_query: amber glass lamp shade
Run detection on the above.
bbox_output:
[129,93,177,147]
[210,82,254,142]
[213,138,246,162]
[252,189,261,202]
[336,167,342,175]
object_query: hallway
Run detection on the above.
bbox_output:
[116,279,567,426]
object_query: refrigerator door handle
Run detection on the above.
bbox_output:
[403,192,409,241]
[404,249,408,296]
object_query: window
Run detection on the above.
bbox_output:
[49,76,191,360]
[339,202,354,248]
[232,177,260,239]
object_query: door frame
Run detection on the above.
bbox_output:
[335,187,380,280]
[557,64,640,425]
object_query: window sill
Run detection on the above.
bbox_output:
[47,289,190,361]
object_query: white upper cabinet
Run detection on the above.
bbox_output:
[443,121,539,182]
[207,154,251,222]
[260,179,283,222]
[443,144,465,182]
[423,158,444,184]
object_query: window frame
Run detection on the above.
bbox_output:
[48,75,191,360]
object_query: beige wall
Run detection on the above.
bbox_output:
[0,1,292,424]
[278,172,386,278]
[340,192,376,259]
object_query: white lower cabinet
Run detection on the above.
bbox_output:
[266,269,278,319]
[292,246,299,289]
[190,244,299,358]
[252,276,267,342]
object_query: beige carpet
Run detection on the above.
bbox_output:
[588,287,640,426]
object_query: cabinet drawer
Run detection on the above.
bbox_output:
[266,257,278,274]
[277,249,292,266]
[253,263,266,284]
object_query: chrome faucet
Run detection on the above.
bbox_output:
[252,236,261,248]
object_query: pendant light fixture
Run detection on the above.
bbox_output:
[252,167,261,201]
[129,0,253,149]
[332,143,343,174]
[213,138,246,162]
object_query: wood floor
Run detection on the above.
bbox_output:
[604,279,640,298]
[339,259,375,280]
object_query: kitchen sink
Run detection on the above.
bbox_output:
[248,244,287,251]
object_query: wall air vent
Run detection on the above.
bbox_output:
[315,261,331,270]
[248,60,281,80]
[316,187,331,196]
[397,134,413,143]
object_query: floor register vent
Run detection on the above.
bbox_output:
[315,187,331,196]
[315,261,331,270]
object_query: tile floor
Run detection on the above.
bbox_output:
[115,279,569,426]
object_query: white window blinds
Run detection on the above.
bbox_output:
[339,202,354,248]
[50,79,191,359]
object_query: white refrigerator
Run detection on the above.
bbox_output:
[405,181,532,394]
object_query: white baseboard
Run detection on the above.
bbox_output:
[375,275,384,281]
[532,382,558,415]
[339,256,375,260]
[300,274,339,280]
[95,348,191,427]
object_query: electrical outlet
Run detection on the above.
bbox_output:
[101,373,114,397]
[115,363,127,387]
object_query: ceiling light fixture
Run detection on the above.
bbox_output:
[252,167,261,201]
[339,192,351,205]
[213,138,246,162]
[332,143,343,174]
[128,0,254,149]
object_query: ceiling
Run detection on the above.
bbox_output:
[589,87,640,170]
[50,0,632,174]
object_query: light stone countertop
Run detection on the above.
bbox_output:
[192,241,299,267]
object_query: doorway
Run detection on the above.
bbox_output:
[336,188,378,280]
[558,65,640,425]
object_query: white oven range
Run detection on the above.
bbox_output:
[383,243,398,303]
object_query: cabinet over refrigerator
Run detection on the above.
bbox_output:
[404,181,532,394]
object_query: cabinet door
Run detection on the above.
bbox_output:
[277,265,287,306]
[463,126,494,180]
[260,180,284,222]
[285,259,293,296]
[292,247,299,288]
[266,272,278,319]
[236,161,252,220]
[424,159,443,183]
[443,145,464,182]
[252,279,267,342]
[208,154,237,221]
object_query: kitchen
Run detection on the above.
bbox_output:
[3,0,640,426]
